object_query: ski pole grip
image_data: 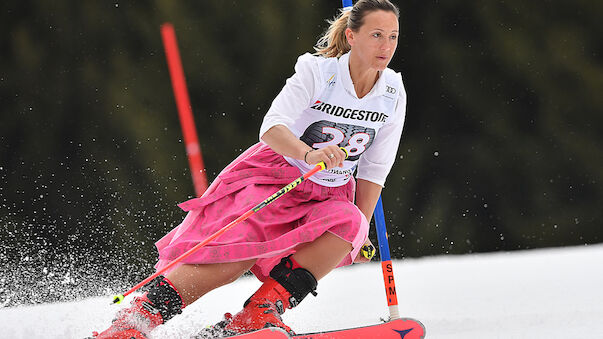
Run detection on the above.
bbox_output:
[316,147,348,171]
[341,147,349,158]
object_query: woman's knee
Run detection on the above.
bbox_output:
[166,260,256,304]
[335,202,369,234]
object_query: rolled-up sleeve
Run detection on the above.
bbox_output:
[356,85,407,187]
[259,53,320,139]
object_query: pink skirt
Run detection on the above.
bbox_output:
[154,142,369,281]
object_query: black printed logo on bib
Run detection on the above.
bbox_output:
[300,120,375,161]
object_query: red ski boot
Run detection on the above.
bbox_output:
[223,255,318,335]
[91,276,184,339]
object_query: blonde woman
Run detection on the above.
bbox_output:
[93,0,405,337]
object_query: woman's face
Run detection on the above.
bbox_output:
[347,10,399,71]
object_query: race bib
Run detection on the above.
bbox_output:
[300,120,375,161]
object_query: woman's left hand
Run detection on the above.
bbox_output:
[354,239,376,263]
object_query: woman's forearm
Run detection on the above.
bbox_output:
[261,124,346,170]
[261,125,312,160]
[355,179,383,223]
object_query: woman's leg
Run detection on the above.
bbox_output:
[223,232,355,335]
[92,259,256,338]
[166,259,257,306]
[291,231,353,281]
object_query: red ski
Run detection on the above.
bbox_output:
[221,328,288,338]
[222,318,425,339]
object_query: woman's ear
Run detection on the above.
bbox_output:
[345,27,355,46]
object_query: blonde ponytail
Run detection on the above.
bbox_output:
[314,10,351,58]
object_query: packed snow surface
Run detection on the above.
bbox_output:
[1,244,602,338]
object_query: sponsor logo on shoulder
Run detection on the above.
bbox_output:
[326,73,336,87]
[384,85,397,100]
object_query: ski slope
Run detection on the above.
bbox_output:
[1,244,602,338]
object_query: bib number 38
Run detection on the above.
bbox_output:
[300,120,375,161]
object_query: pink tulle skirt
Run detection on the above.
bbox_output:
[154,142,369,281]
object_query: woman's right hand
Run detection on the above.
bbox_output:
[305,145,347,169]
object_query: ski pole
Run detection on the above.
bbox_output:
[113,150,347,304]
[374,196,400,320]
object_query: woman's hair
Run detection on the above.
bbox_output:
[314,0,400,58]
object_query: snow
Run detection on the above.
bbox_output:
[1,244,602,338]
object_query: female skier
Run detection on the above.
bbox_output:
[94,0,405,337]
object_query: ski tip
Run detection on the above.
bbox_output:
[290,318,425,339]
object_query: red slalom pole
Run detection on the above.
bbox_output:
[161,23,208,196]
[112,162,328,304]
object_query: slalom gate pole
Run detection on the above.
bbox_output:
[374,196,400,320]
[112,161,328,304]
[341,0,354,11]
[161,23,208,197]
[339,0,400,320]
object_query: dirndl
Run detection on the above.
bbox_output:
[154,142,369,281]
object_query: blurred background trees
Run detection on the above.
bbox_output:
[1,1,601,305]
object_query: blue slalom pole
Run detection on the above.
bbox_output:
[340,0,400,320]
[342,0,354,11]
[374,196,400,319]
